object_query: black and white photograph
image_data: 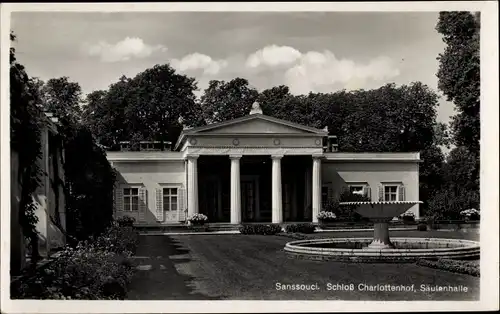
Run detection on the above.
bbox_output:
[1,2,498,313]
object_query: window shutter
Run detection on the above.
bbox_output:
[364,186,371,200]
[115,186,124,212]
[399,185,405,201]
[156,188,164,221]
[378,184,384,201]
[139,187,147,222]
[178,188,186,222]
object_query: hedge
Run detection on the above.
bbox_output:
[239,224,282,235]
[417,223,428,231]
[416,258,479,277]
[284,223,316,234]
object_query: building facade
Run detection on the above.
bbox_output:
[11,111,66,274]
[107,112,420,225]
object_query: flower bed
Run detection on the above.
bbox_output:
[317,211,337,222]
[460,208,480,221]
[11,222,139,299]
[239,224,282,235]
[416,258,480,277]
[187,213,208,226]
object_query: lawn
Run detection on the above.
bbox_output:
[126,230,479,300]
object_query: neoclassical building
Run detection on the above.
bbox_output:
[108,106,420,225]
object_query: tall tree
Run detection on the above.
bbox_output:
[257,85,292,116]
[41,77,83,133]
[36,77,117,241]
[200,78,259,123]
[427,12,481,220]
[436,11,480,155]
[338,83,440,153]
[83,65,201,150]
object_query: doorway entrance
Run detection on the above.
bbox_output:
[241,175,260,222]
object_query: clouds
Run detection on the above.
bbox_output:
[245,45,302,68]
[87,37,167,62]
[85,38,400,94]
[170,44,400,94]
[244,45,401,94]
[171,53,228,75]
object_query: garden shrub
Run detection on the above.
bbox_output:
[417,223,428,231]
[284,223,316,234]
[416,258,479,277]
[239,224,282,235]
[11,223,139,299]
[94,223,140,255]
[402,216,415,224]
[116,215,135,227]
[400,212,416,224]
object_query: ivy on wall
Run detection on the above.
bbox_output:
[10,32,45,263]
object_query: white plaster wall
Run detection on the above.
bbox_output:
[322,161,420,218]
[113,161,186,223]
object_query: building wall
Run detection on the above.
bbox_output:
[322,161,420,218]
[33,126,66,257]
[11,120,66,274]
[113,161,186,224]
[10,150,25,275]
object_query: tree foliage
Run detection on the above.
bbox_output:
[82,65,202,150]
[36,77,117,242]
[436,11,480,155]
[429,11,481,219]
[200,78,259,123]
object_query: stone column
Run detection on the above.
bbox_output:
[230,155,242,224]
[368,218,394,249]
[187,155,199,217]
[312,156,322,223]
[271,155,283,224]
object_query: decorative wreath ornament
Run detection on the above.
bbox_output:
[232,138,240,146]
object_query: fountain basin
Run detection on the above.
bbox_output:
[284,237,480,263]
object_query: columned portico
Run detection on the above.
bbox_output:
[271,155,283,224]
[230,154,242,224]
[187,155,199,217]
[312,156,322,223]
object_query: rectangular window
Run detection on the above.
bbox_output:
[384,185,398,201]
[123,188,139,211]
[163,188,178,211]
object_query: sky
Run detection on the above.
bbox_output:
[10,11,455,124]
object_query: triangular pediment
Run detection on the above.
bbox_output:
[186,114,327,135]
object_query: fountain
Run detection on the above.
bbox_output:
[284,201,480,262]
